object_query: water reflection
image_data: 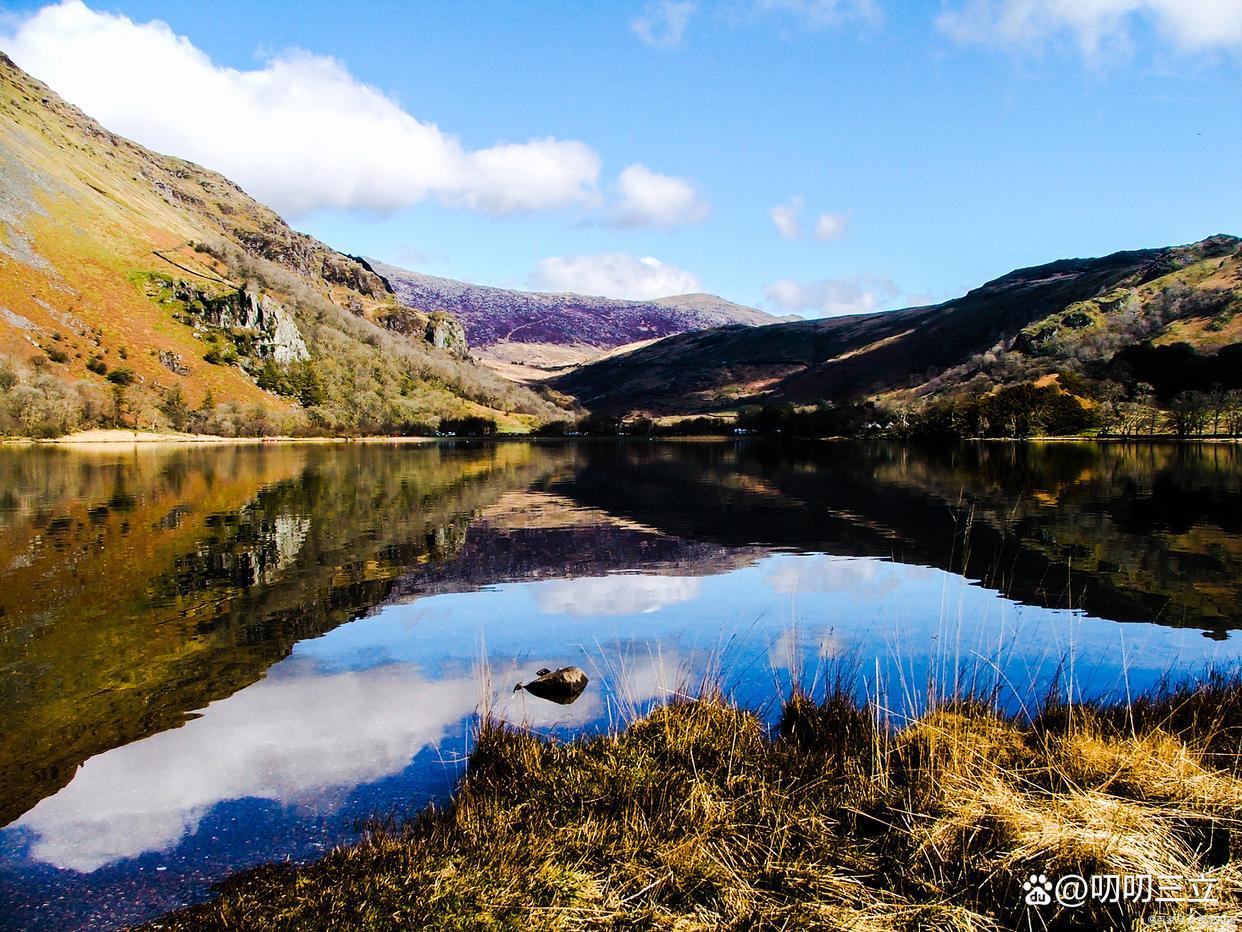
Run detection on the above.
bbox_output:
[15,661,480,873]
[535,574,703,616]
[0,443,566,826]
[1,440,1240,930]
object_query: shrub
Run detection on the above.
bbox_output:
[0,355,91,437]
[159,385,191,432]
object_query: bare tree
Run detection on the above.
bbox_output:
[1166,391,1210,439]
[1225,389,1242,437]
[1208,383,1229,436]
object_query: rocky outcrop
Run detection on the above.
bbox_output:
[376,306,423,337]
[377,306,471,359]
[234,226,318,279]
[170,282,309,365]
[425,312,469,359]
[214,289,308,363]
[321,253,391,298]
[158,350,189,375]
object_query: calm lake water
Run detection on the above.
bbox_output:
[1,439,1240,929]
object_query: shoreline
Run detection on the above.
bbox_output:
[3,429,1240,447]
[0,429,442,446]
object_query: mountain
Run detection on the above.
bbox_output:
[554,235,1242,416]
[368,260,792,380]
[0,54,565,436]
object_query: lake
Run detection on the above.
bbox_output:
[1,439,1240,929]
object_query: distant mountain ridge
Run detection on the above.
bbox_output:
[553,235,1242,415]
[368,259,793,376]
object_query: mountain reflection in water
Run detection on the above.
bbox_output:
[1,440,1240,931]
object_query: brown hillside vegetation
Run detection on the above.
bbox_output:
[0,54,566,436]
[151,674,1242,931]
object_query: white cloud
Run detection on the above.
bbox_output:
[753,0,882,30]
[631,0,698,47]
[937,0,1242,57]
[770,196,804,240]
[814,211,850,240]
[763,273,901,316]
[770,197,849,241]
[610,163,710,229]
[531,253,702,300]
[0,1,602,218]
[535,574,703,616]
[765,555,911,596]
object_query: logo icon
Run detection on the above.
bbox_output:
[1023,873,1053,906]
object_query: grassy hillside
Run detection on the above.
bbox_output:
[0,54,567,437]
[553,236,1242,429]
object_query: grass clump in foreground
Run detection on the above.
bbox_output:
[150,673,1242,931]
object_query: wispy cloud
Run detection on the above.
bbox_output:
[536,574,703,616]
[631,0,698,47]
[531,252,702,299]
[762,273,901,316]
[770,196,805,240]
[937,0,1242,59]
[769,196,850,241]
[813,211,850,240]
[751,0,882,31]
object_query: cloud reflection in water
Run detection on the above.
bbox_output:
[17,662,478,872]
[16,647,684,874]
[534,574,703,617]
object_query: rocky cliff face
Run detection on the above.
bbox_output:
[155,279,309,372]
[424,312,469,359]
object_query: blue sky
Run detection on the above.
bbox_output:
[2,0,1240,315]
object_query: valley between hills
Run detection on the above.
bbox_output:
[2,50,1241,442]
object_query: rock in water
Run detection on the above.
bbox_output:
[514,666,589,705]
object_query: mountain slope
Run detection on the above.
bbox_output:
[369,260,792,379]
[0,53,564,436]
[554,235,1242,415]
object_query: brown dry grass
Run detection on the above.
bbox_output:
[147,676,1242,931]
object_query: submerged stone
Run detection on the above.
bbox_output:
[514,666,589,705]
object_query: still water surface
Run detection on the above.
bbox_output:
[1,440,1239,929]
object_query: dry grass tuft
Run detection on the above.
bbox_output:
[148,676,1242,931]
